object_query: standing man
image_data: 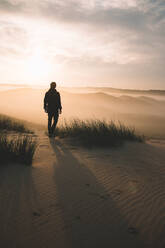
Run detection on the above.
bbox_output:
[44,82,62,137]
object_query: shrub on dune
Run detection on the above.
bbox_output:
[0,114,32,133]
[56,119,144,148]
[0,134,37,165]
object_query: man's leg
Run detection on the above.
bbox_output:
[48,112,53,136]
[51,112,59,135]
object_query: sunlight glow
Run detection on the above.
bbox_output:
[25,49,51,82]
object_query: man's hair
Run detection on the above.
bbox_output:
[50,82,56,88]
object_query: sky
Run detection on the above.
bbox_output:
[0,0,165,89]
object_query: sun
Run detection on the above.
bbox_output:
[25,50,51,82]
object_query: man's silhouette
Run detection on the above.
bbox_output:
[44,82,62,137]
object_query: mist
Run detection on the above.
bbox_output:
[0,86,165,138]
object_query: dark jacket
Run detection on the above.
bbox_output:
[44,89,62,113]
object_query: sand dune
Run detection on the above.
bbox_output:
[0,86,165,247]
[0,87,165,137]
[0,129,165,247]
[64,86,165,95]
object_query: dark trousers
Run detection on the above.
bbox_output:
[48,111,59,134]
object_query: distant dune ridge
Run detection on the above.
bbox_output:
[63,86,165,95]
[0,85,165,138]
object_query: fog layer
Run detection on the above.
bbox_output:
[0,87,165,138]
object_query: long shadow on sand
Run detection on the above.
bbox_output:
[49,138,145,248]
[0,164,40,248]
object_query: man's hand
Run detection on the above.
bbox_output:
[44,107,48,113]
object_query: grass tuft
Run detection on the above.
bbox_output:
[56,119,144,148]
[0,134,37,165]
[0,115,32,133]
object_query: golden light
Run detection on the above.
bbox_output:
[25,49,51,82]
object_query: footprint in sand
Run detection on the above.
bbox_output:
[75,216,81,221]
[128,227,139,235]
[33,212,41,217]
[88,191,109,200]
[100,194,110,200]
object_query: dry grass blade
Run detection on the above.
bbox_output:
[0,134,37,165]
[56,119,144,148]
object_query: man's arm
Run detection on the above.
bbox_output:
[44,92,48,112]
[58,93,62,113]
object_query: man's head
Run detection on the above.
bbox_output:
[50,82,56,89]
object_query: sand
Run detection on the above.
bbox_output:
[0,129,165,248]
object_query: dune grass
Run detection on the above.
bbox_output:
[0,114,32,133]
[56,119,144,148]
[0,114,37,165]
[0,134,37,165]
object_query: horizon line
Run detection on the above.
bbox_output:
[0,83,165,92]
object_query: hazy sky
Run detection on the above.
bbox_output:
[0,0,165,89]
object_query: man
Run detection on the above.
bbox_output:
[44,82,62,137]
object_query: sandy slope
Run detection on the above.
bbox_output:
[0,130,165,248]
